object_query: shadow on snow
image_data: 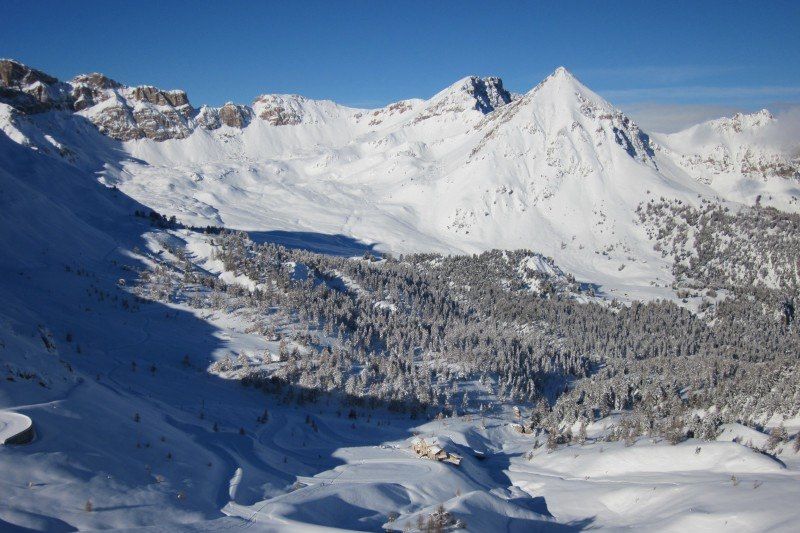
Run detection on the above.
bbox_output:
[0,114,591,532]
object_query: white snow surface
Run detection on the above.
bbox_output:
[5,66,798,300]
[0,411,33,445]
[2,67,800,531]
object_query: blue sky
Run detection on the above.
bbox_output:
[3,0,799,130]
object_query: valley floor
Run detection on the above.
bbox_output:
[2,251,798,532]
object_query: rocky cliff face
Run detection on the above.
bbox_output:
[87,96,194,142]
[0,60,517,141]
[0,59,303,139]
[468,76,513,113]
[76,86,193,141]
[252,94,307,125]
[196,102,253,129]
[131,86,190,110]
[0,59,73,113]
[412,76,514,125]
[0,59,198,141]
[79,81,196,141]
[70,73,122,111]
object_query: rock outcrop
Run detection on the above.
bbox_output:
[70,73,122,110]
[252,94,306,125]
[0,59,73,112]
[197,102,253,129]
[468,76,513,114]
[413,75,513,125]
[131,86,192,115]
[0,59,198,141]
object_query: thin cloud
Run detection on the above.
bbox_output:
[621,102,800,136]
[602,85,800,103]
[581,65,745,84]
[621,103,747,133]
[762,106,800,150]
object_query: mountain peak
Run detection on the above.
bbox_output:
[0,58,72,113]
[709,108,775,134]
[417,75,512,122]
[0,58,59,87]
[551,66,573,79]
[472,64,657,168]
[524,65,604,110]
[463,76,512,113]
[521,66,593,104]
[536,66,582,90]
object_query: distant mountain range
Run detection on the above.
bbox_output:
[2,58,798,297]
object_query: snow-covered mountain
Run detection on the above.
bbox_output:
[654,109,800,205]
[3,58,800,532]
[2,58,799,299]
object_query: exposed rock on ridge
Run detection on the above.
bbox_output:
[197,102,253,129]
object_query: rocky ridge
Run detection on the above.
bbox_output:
[0,59,255,140]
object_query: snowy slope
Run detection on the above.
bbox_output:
[2,59,800,532]
[0,103,565,530]
[3,59,799,300]
[105,69,797,299]
[655,109,800,211]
